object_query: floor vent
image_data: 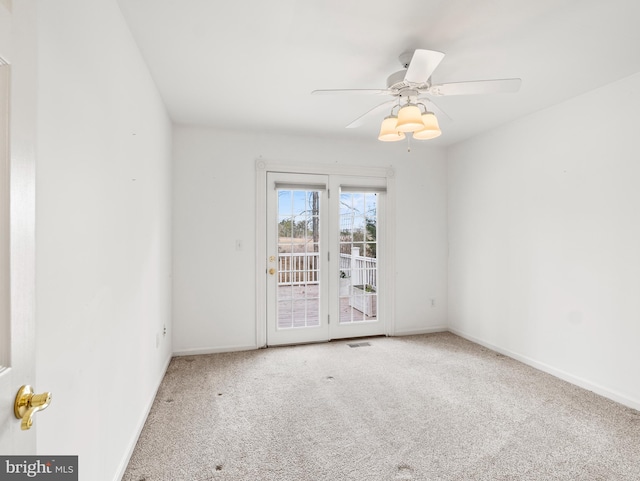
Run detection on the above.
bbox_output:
[347,342,371,348]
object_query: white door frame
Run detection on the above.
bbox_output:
[255,159,396,348]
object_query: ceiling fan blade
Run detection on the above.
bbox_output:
[404,49,445,84]
[346,99,397,129]
[311,89,390,95]
[417,97,452,122]
[429,78,522,96]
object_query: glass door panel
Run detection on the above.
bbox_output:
[338,192,378,324]
[277,189,321,329]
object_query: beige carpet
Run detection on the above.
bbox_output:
[123,333,640,480]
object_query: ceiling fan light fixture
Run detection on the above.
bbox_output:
[378,116,405,142]
[396,104,424,132]
[413,112,442,140]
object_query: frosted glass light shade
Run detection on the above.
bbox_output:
[396,104,425,132]
[378,116,405,142]
[413,112,441,140]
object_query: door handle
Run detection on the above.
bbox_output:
[268,268,276,275]
[14,385,52,430]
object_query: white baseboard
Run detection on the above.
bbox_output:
[393,326,449,337]
[172,343,258,357]
[448,327,640,412]
[114,353,172,481]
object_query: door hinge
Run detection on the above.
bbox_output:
[328,251,330,262]
[328,315,330,325]
[328,189,330,198]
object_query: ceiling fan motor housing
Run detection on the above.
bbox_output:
[386,70,422,99]
[386,70,408,90]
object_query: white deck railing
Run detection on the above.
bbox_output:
[277,252,320,286]
[277,251,377,289]
[339,253,377,289]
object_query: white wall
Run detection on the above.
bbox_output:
[172,126,448,354]
[36,1,172,480]
[447,72,640,410]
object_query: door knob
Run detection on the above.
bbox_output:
[268,268,276,275]
[14,385,52,430]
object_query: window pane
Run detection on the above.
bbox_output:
[276,188,323,330]
[338,191,378,324]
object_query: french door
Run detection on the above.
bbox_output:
[0,27,37,454]
[265,172,386,346]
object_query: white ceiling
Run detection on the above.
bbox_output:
[117,0,640,146]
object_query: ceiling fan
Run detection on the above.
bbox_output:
[312,49,521,141]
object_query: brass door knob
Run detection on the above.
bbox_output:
[268,268,276,275]
[14,385,52,430]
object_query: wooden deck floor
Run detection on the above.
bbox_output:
[277,284,376,328]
